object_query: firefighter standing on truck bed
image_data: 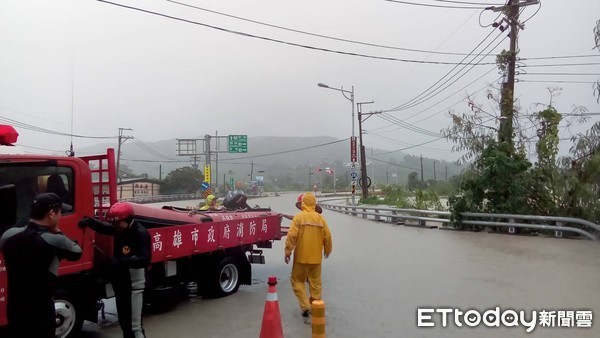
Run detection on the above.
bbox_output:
[79,201,151,338]
[0,193,82,338]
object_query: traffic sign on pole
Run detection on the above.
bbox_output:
[350,137,357,162]
[228,135,248,153]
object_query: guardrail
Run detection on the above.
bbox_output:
[319,199,600,241]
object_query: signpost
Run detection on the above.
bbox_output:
[204,165,211,184]
[228,135,248,153]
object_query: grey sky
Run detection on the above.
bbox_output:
[1,0,599,162]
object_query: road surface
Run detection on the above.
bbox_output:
[82,193,600,337]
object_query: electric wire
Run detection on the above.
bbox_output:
[96,0,496,65]
[218,138,349,161]
[131,138,180,161]
[165,0,497,57]
[520,62,600,68]
[404,70,501,122]
[385,0,491,9]
[378,113,442,137]
[385,28,504,112]
[396,33,507,111]
[520,72,600,76]
[0,116,117,139]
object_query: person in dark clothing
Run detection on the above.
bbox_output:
[79,201,151,338]
[0,192,82,338]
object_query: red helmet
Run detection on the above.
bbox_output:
[106,202,134,222]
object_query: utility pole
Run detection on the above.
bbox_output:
[116,127,133,182]
[250,159,254,181]
[491,0,538,151]
[445,165,448,181]
[433,161,437,181]
[420,154,424,182]
[357,103,377,199]
[176,134,231,192]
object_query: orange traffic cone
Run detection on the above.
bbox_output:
[259,276,284,338]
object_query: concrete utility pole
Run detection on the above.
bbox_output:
[491,0,538,151]
[433,161,437,181]
[357,104,377,199]
[176,134,230,191]
[420,154,424,182]
[116,127,133,181]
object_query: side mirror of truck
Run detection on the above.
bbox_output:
[0,184,17,234]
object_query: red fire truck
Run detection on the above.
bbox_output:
[0,125,282,337]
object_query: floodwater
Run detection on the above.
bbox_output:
[82,193,600,338]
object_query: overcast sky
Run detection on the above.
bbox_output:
[1,0,599,163]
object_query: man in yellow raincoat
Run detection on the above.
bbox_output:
[284,192,333,320]
[199,194,220,211]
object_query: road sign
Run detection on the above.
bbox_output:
[228,135,248,153]
[201,181,210,190]
[350,172,358,179]
[350,137,357,162]
[204,165,211,184]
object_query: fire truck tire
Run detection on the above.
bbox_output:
[206,256,241,298]
[54,289,84,338]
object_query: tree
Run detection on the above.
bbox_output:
[119,164,140,179]
[161,167,203,194]
[407,172,420,190]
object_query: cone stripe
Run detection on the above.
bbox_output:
[266,292,278,302]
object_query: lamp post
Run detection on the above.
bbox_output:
[318,82,356,205]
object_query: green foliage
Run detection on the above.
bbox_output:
[161,167,203,194]
[407,171,420,190]
[413,189,444,211]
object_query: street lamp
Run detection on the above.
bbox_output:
[318,82,356,205]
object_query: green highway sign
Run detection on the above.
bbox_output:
[228,135,248,153]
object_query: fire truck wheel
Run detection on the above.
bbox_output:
[206,256,241,298]
[54,290,84,338]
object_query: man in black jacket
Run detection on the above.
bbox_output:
[0,193,82,338]
[79,201,151,338]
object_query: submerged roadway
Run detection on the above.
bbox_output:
[82,193,600,338]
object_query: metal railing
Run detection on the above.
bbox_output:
[319,199,600,241]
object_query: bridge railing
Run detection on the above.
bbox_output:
[319,199,600,241]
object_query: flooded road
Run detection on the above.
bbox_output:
[82,193,600,337]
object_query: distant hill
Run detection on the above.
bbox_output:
[77,136,465,188]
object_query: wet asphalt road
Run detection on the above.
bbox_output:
[81,193,600,338]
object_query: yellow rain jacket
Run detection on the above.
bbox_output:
[285,192,333,264]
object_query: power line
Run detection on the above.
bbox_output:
[165,0,498,57]
[521,62,600,68]
[405,70,501,122]
[368,132,451,152]
[96,0,496,66]
[520,55,600,61]
[378,114,442,137]
[385,0,490,9]
[518,79,596,84]
[386,31,506,112]
[219,138,349,161]
[0,116,117,139]
[131,138,179,161]
[432,0,505,5]
[521,72,600,76]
